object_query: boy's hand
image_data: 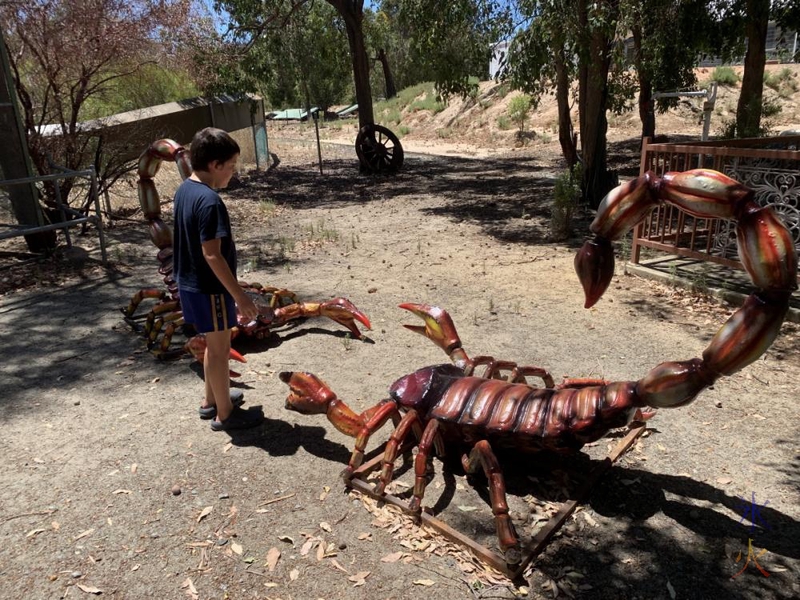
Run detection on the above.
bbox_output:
[236,294,259,321]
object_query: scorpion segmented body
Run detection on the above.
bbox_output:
[281,169,797,566]
[389,364,636,453]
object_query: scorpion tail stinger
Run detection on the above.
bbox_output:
[574,237,615,308]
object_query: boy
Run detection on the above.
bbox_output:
[173,127,263,431]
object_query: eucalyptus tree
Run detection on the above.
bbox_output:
[394,0,513,99]
[503,0,622,208]
[220,2,350,112]
[623,0,717,140]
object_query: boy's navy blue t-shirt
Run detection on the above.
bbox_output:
[172,178,237,294]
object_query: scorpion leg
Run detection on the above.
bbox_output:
[461,440,521,566]
[510,365,556,388]
[408,419,441,514]
[473,357,556,388]
[153,318,186,360]
[344,401,402,480]
[375,409,424,495]
[122,288,167,319]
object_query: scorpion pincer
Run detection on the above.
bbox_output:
[280,169,797,566]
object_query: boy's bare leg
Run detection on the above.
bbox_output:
[204,329,233,422]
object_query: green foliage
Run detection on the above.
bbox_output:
[398,125,411,136]
[374,81,445,123]
[496,115,511,130]
[209,2,351,111]
[764,68,798,97]
[409,94,446,113]
[378,108,402,126]
[396,0,514,98]
[551,163,582,241]
[507,95,532,133]
[82,65,200,119]
[719,94,778,139]
[1,0,195,206]
[710,66,740,86]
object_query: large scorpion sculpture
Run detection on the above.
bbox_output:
[279,169,797,566]
[122,139,371,366]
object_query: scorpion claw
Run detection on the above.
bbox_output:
[399,303,462,353]
[319,298,372,338]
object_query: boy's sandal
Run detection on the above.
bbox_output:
[210,406,264,432]
[198,389,245,420]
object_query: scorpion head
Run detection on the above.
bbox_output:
[279,371,336,415]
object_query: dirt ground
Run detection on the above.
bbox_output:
[2,112,800,600]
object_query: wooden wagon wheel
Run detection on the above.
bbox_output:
[355,124,404,173]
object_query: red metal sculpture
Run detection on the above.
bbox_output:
[122,139,371,366]
[279,169,797,566]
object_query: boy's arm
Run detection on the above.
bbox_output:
[201,238,259,321]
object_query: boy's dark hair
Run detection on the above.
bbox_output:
[189,127,240,171]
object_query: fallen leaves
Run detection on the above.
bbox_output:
[381,551,404,563]
[76,583,103,595]
[319,486,330,502]
[289,568,299,581]
[413,579,436,586]
[196,506,213,523]
[348,571,370,587]
[73,529,94,541]
[180,578,198,600]
[26,528,46,538]
[265,547,280,572]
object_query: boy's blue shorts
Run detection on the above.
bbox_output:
[179,289,237,333]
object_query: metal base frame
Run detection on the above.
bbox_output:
[347,424,647,579]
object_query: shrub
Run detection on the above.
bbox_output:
[409,94,445,113]
[710,66,739,86]
[551,164,582,241]
[764,68,798,97]
[508,94,533,133]
[496,115,511,130]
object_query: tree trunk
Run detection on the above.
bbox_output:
[632,22,655,140]
[332,1,374,128]
[377,48,397,99]
[554,46,578,168]
[736,0,769,137]
[577,0,618,209]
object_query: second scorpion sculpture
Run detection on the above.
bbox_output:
[280,169,797,566]
[122,139,371,365]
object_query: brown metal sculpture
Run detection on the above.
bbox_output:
[122,139,371,367]
[279,169,797,566]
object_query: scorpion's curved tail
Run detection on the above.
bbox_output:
[137,139,192,297]
[575,169,797,408]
